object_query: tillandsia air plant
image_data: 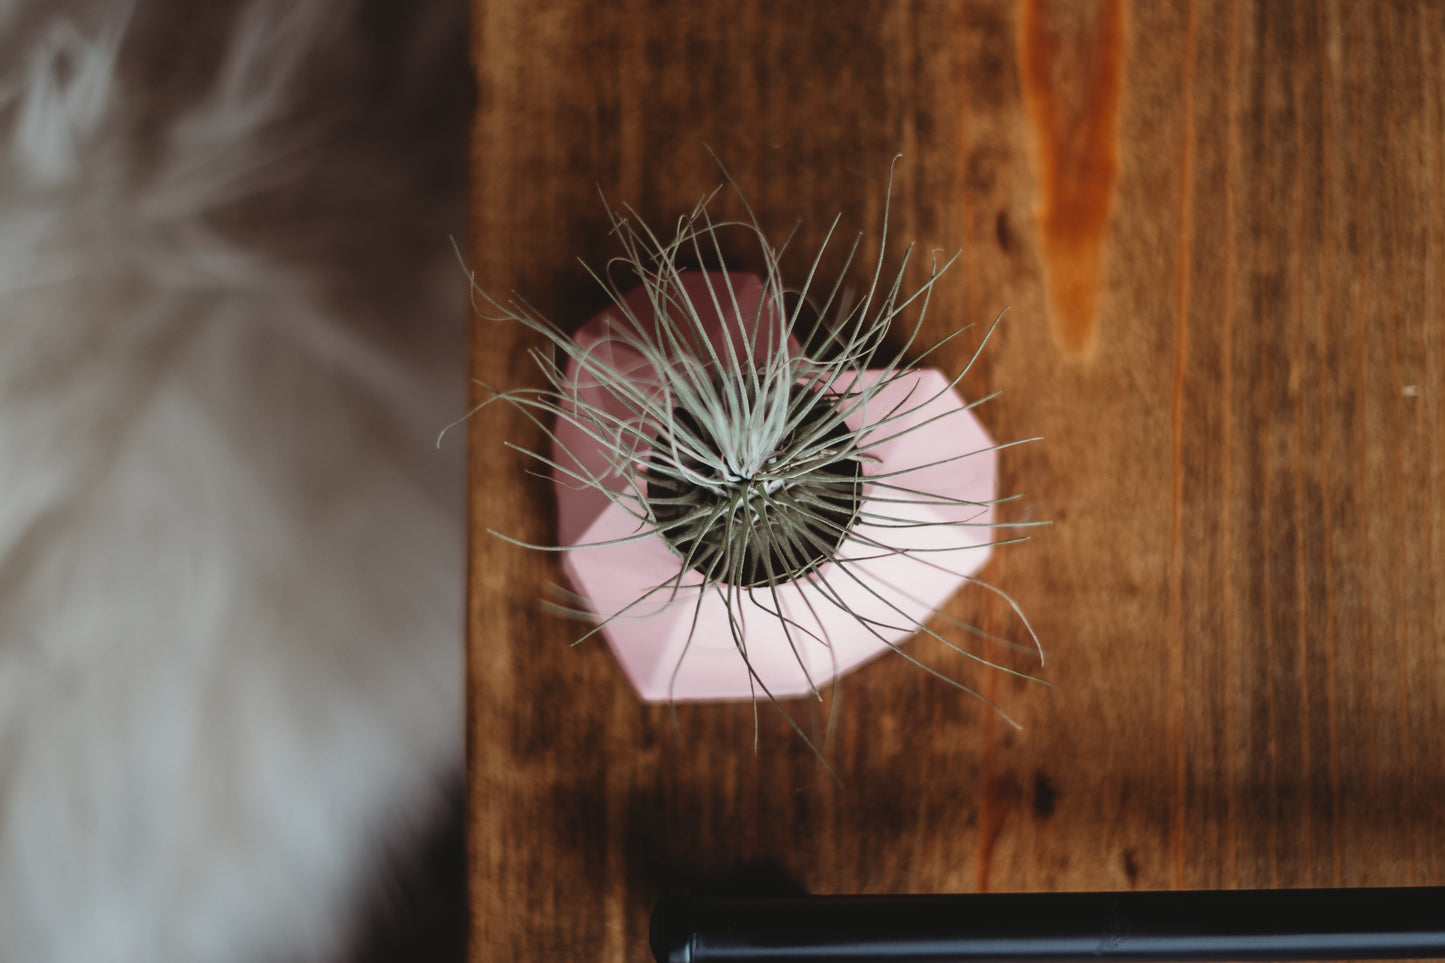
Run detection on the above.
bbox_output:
[457,162,1045,760]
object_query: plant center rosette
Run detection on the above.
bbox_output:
[550,271,1000,703]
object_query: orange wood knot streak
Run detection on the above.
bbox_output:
[1018,0,1126,360]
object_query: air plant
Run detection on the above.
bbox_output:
[456,163,1044,756]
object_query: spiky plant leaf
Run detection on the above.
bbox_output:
[451,162,1046,766]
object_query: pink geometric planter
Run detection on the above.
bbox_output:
[551,273,997,702]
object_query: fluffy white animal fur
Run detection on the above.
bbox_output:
[0,1,469,960]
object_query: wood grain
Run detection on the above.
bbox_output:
[466,2,1445,959]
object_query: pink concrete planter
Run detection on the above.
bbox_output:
[551,272,997,702]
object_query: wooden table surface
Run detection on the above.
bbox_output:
[465,2,1445,959]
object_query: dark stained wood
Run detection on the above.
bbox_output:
[466,2,1445,960]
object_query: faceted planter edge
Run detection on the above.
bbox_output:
[550,272,997,703]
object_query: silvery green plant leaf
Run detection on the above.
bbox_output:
[453,161,1046,765]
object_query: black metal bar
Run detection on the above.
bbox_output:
[651,887,1445,962]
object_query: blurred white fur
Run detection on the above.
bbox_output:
[0,2,468,960]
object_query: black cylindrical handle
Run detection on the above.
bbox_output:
[651,887,1445,962]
